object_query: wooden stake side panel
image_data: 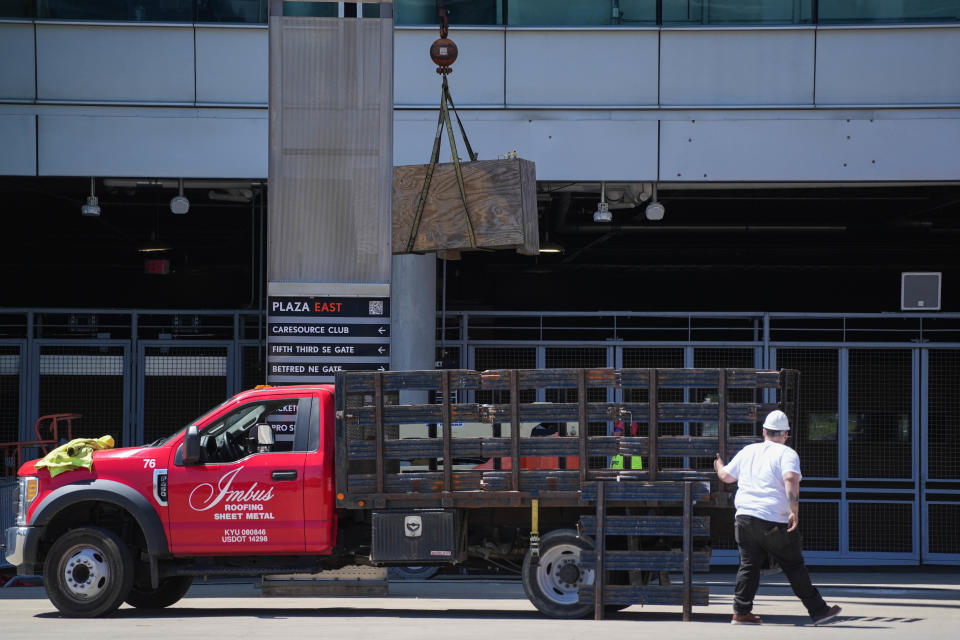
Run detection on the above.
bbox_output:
[334,368,799,508]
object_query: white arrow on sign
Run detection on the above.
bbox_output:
[378,326,387,335]
[378,346,386,354]
[378,366,386,371]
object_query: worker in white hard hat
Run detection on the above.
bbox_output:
[714,409,842,626]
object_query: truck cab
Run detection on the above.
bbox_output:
[5,384,337,617]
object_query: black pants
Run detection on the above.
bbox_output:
[734,514,829,618]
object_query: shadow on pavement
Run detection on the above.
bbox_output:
[35,607,547,621]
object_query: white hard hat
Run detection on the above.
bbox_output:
[763,410,790,431]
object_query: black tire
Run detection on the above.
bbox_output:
[388,566,439,581]
[125,576,194,609]
[522,529,594,619]
[43,527,134,618]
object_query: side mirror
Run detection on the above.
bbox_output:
[183,425,201,464]
[257,423,275,447]
[246,424,275,454]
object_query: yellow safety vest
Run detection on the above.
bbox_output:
[610,454,643,470]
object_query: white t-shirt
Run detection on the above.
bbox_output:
[722,440,802,523]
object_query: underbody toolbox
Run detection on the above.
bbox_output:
[371,509,465,563]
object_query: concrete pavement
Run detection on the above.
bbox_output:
[1,568,958,640]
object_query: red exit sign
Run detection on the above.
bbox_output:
[144,258,170,275]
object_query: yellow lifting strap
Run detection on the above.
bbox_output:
[405,75,480,254]
[529,498,541,558]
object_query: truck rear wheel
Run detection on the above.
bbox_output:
[44,527,134,618]
[522,529,594,619]
[125,576,194,609]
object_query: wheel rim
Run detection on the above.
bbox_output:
[58,544,111,602]
[536,542,594,605]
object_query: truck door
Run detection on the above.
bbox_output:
[166,395,312,555]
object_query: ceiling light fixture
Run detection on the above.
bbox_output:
[593,181,612,223]
[170,178,190,214]
[208,188,254,203]
[645,183,665,221]
[81,177,101,216]
[138,244,171,254]
[538,239,564,254]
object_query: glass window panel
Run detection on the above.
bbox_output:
[279,0,336,18]
[0,1,33,18]
[819,0,960,24]
[199,0,269,23]
[37,0,193,21]
[663,0,813,25]
[848,349,912,479]
[509,0,655,26]
[396,0,500,25]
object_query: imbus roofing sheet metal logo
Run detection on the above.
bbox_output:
[188,467,275,512]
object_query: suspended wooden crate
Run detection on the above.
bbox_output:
[392,158,539,257]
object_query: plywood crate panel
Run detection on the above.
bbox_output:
[393,158,538,255]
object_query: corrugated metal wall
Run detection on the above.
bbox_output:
[268,9,393,283]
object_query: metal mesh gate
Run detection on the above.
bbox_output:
[849,502,914,553]
[242,343,266,390]
[474,347,536,405]
[621,348,685,440]
[849,349,913,479]
[36,343,127,448]
[544,347,608,468]
[455,312,960,564]
[0,345,20,444]
[775,348,842,553]
[925,349,960,559]
[140,344,230,446]
[2,310,259,472]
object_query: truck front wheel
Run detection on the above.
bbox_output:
[125,576,194,609]
[44,527,134,617]
[521,529,594,619]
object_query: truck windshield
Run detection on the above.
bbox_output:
[147,398,233,447]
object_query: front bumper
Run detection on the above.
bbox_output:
[4,526,40,575]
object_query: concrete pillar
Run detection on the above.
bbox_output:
[392,253,437,404]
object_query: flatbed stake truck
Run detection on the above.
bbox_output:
[5,367,798,618]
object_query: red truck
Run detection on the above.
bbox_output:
[4,368,798,619]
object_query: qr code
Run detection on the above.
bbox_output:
[368,300,384,316]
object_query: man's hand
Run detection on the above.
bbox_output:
[714,453,735,484]
[787,512,798,532]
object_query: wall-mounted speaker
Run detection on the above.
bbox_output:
[901,272,941,311]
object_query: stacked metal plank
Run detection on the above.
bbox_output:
[334,367,798,508]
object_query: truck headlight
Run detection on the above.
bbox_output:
[17,476,38,526]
